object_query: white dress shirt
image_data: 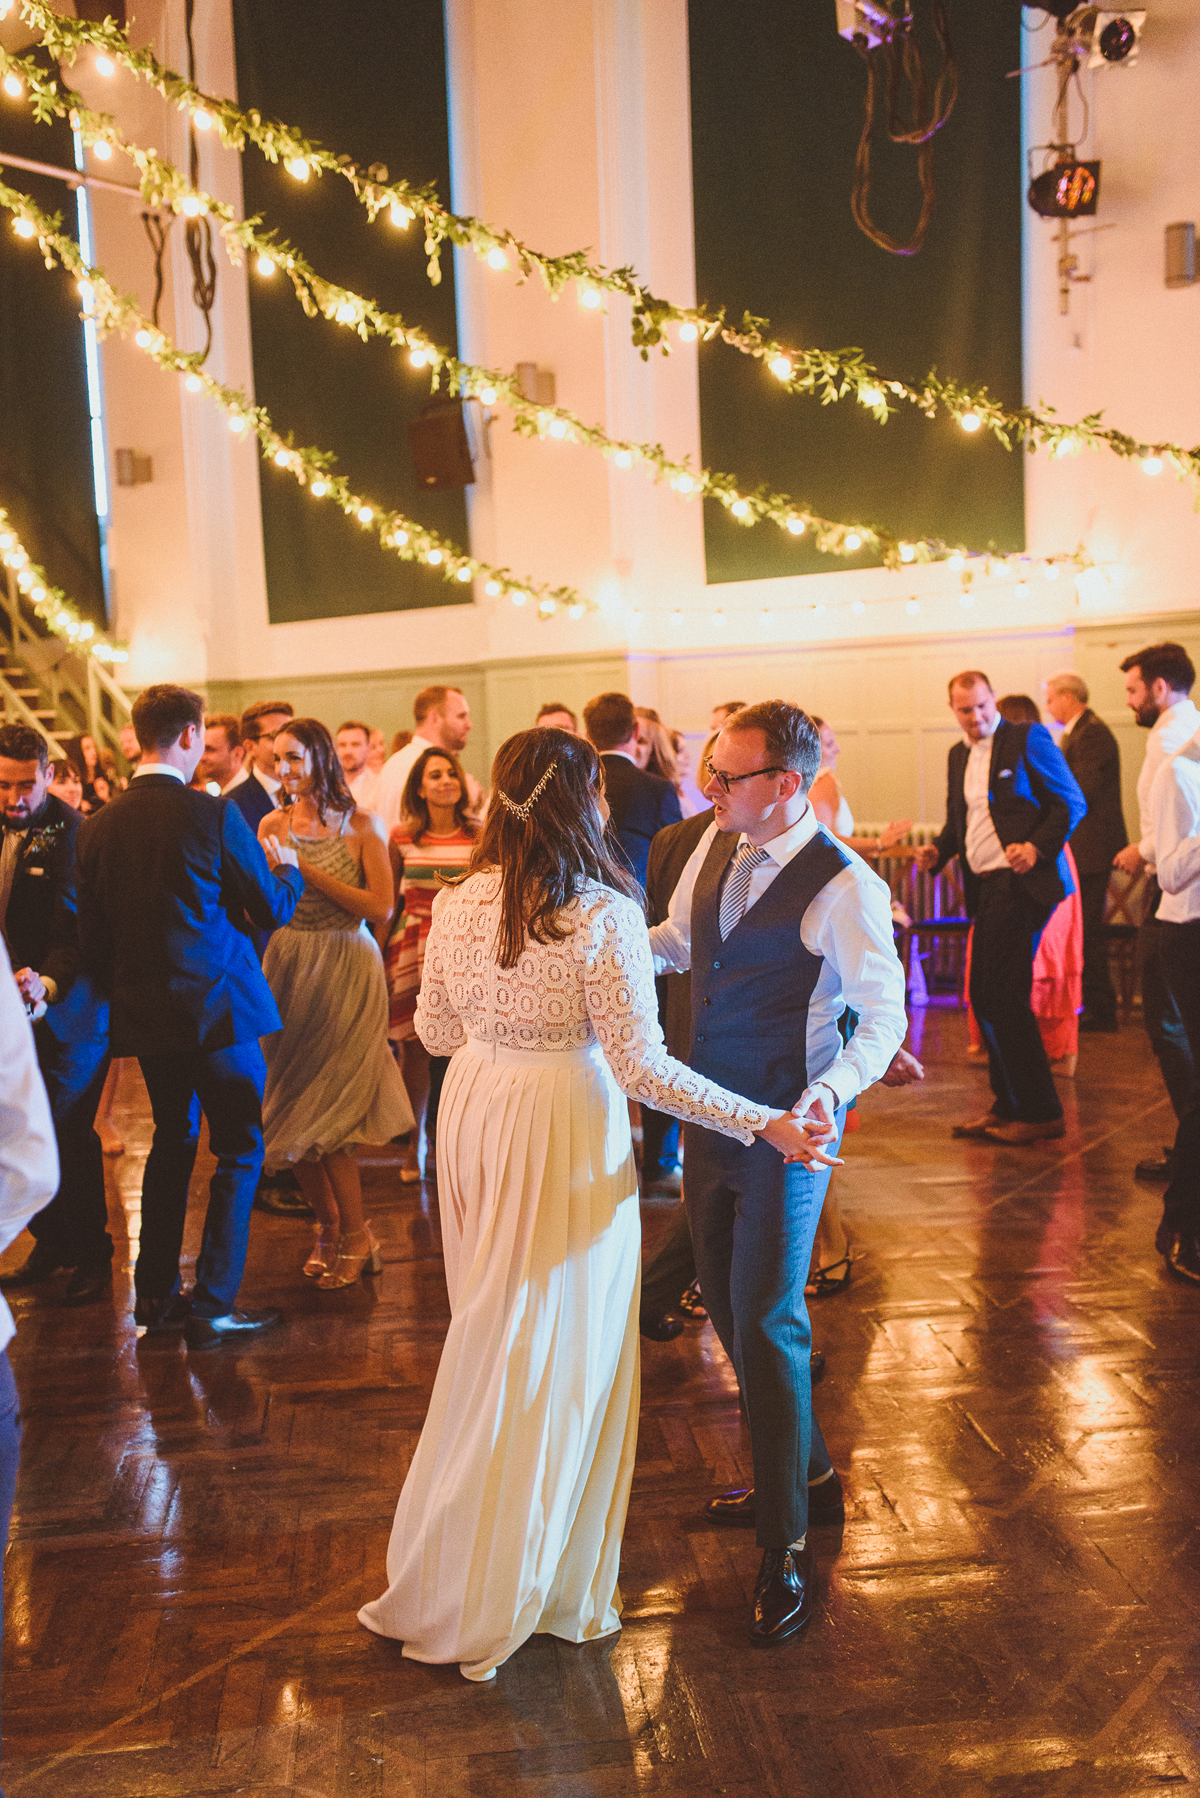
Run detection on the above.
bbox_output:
[648,806,907,1109]
[1149,733,1200,922]
[1136,699,1200,865]
[376,735,438,833]
[349,766,382,811]
[0,939,59,1352]
[134,762,185,783]
[962,719,1009,875]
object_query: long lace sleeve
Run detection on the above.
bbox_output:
[579,892,769,1144]
[414,889,466,1056]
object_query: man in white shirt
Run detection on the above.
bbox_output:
[375,686,477,833]
[1147,730,1200,1282]
[1113,643,1200,1180]
[649,701,906,1647]
[335,720,381,810]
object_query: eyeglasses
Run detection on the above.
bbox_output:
[701,757,787,795]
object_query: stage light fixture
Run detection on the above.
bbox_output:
[1028,160,1100,218]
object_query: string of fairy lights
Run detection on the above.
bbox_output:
[0,505,127,663]
[0,1,1185,660]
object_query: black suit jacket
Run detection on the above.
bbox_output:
[226,769,277,833]
[1060,708,1127,874]
[76,774,304,1057]
[931,719,1087,916]
[600,754,683,891]
[645,807,716,1060]
[1,792,106,1043]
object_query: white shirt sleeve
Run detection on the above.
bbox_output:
[375,752,410,836]
[800,866,908,1107]
[1150,753,1200,896]
[647,822,716,973]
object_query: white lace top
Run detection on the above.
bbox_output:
[416,873,770,1145]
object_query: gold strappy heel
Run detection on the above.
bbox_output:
[317,1225,384,1289]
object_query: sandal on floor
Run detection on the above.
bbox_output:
[805,1253,855,1298]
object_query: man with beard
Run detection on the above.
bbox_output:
[0,724,113,1303]
[1113,643,1200,1180]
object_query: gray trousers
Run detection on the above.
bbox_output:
[684,1112,843,1547]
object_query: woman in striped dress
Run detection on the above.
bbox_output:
[384,746,478,1182]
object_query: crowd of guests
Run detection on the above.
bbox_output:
[2,642,1199,1693]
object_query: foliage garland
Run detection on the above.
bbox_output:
[0,503,128,662]
[6,0,1199,488]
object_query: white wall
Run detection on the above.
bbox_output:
[76,0,1200,786]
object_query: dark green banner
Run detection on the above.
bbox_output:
[232,0,468,623]
[688,0,1024,584]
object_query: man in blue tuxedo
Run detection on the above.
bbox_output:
[918,670,1087,1145]
[583,691,681,891]
[76,684,304,1348]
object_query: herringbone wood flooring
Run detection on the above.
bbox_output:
[2,1008,1198,1796]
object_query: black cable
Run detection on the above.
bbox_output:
[183,0,217,360]
[140,210,168,328]
[849,0,958,257]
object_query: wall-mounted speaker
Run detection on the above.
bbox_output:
[407,403,475,490]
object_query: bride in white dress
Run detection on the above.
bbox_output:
[357,728,834,1681]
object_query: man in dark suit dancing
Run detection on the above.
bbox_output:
[0,723,113,1303]
[75,684,304,1348]
[917,670,1086,1145]
[583,691,681,890]
[1044,671,1127,1032]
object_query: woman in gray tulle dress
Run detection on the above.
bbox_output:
[258,719,413,1288]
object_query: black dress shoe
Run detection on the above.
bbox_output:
[1136,1149,1175,1182]
[705,1468,844,1529]
[1078,1012,1119,1034]
[807,1468,845,1525]
[639,1311,685,1342]
[0,1245,66,1288]
[750,1542,817,1645]
[184,1307,283,1351]
[252,1184,314,1218]
[134,1293,193,1334]
[1163,1230,1200,1284]
[62,1262,113,1307]
[810,1348,826,1384]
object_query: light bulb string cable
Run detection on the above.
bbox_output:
[0,503,127,664]
[5,5,1198,485]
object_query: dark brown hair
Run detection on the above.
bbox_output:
[536,701,578,730]
[274,717,355,823]
[132,684,204,752]
[583,691,636,752]
[0,722,49,770]
[466,728,638,967]
[205,712,242,748]
[1120,641,1195,695]
[240,698,294,739]
[723,700,822,790]
[337,719,371,739]
[401,747,478,844]
[997,693,1041,725]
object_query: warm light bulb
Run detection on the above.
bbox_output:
[95,54,115,77]
[478,385,498,406]
[274,449,290,467]
[960,411,982,433]
[539,598,557,616]
[1142,456,1163,477]
[485,579,501,597]
[812,603,827,617]
[357,505,373,524]
[256,254,276,277]
[860,385,884,407]
[334,301,356,323]
[134,328,153,348]
[770,356,792,380]
[614,450,632,469]
[1015,581,1030,598]
[409,348,428,367]
[511,590,527,607]
[947,552,964,570]
[286,157,310,181]
[759,608,772,626]
[0,534,11,550]
[180,194,203,217]
[79,621,93,639]
[712,610,726,628]
[670,608,684,626]
[568,603,585,618]
[310,479,328,497]
[426,548,443,564]
[674,474,695,495]
[193,108,212,130]
[786,516,805,536]
[731,499,750,519]
[3,72,23,98]
[1044,563,1059,581]
[228,414,246,433]
[12,217,35,238]
[390,202,412,228]
[486,247,507,270]
[992,560,1011,579]
[899,543,915,563]
[959,591,974,608]
[391,529,408,547]
[845,532,862,552]
[851,600,866,615]
[905,599,921,616]
[579,285,602,309]
[678,321,699,343]
[456,566,472,582]
[548,418,568,439]
[92,140,112,161]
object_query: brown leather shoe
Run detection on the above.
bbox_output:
[750,1542,817,1645]
[951,1111,1005,1139]
[979,1118,1066,1146]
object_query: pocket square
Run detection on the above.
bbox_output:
[997,769,1013,779]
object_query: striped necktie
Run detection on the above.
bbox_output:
[718,841,770,940]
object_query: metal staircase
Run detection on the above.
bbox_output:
[1,569,131,759]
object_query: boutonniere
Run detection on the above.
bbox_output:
[24,821,65,858]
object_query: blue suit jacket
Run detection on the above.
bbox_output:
[76,774,303,1056]
[932,719,1087,915]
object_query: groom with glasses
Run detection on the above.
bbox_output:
[650,701,906,1647]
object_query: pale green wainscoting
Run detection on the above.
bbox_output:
[205,650,630,791]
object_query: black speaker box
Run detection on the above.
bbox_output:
[407,404,475,490]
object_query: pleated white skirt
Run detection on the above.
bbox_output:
[357,1034,641,1681]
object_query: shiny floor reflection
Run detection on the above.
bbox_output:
[2,1011,1198,1795]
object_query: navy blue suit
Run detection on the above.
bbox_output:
[226,768,277,835]
[76,774,303,1314]
[932,720,1087,1124]
[2,793,113,1270]
[600,754,682,893]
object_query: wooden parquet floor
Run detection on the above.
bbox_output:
[2,1008,1198,1797]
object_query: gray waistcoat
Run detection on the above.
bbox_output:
[689,827,852,1108]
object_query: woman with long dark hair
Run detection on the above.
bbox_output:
[384,746,478,1182]
[258,718,413,1288]
[358,728,833,1681]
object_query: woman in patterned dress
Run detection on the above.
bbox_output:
[383,747,478,1182]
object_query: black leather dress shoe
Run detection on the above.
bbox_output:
[810,1348,826,1384]
[0,1245,66,1289]
[134,1293,192,1334]
[62,1262,113,1307]
[807,1469,845,1525]
[1163,1230,1200,1284]
[705,1467,844,1529]
[639,1311,685,1341]
[184,1307,283,1351]
[750,1542,817,1646]
[1136,1149,1175,1182]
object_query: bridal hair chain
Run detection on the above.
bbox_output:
[497,762,557,822]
